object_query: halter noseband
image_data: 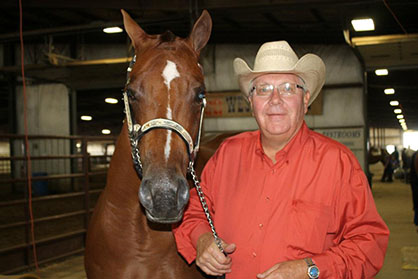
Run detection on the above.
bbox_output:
[123,55,207,178]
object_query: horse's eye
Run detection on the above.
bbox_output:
[126,89,136,100]
[196,90,206,102]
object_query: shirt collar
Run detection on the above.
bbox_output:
[255,121,309,163]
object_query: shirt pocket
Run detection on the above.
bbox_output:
[284,199,332,255]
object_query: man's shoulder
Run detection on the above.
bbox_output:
[221,130,258,146]
[306,128,354,157]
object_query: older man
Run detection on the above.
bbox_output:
[174,41,389,279]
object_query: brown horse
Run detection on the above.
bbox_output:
[368,147,389,165]
[85,10,212,278]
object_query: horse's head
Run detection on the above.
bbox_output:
[121,10,212,223]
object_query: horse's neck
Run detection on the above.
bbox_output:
[107,127,140,198]
[100,125,149,228]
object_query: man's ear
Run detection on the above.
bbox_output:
[248,95,255,116]
[303,91,311,114]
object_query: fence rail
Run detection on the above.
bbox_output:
[0,133,117,274]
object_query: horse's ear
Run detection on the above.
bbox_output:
[188,10,212,55]
[121,9,147,50]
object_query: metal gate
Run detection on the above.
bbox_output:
[0,134,117,274]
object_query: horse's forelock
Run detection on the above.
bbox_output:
[160,31,176,43]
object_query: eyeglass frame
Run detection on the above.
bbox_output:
[249,82,307,98]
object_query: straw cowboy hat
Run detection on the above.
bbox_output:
[233,41,326,105]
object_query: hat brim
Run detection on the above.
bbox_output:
[234,54,325,106]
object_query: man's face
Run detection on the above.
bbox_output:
[249,73,310,139]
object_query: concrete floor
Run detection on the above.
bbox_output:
[372,163,418,279]
[11,163,418,279]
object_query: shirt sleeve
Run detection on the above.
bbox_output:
[172,150,218,264]
[312,151,389,278]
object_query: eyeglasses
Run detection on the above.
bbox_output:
[250,82,305,97]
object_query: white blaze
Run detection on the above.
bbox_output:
[164,108,173,161]
[162,60,180,161]
[162,60,180,90]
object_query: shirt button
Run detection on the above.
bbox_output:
[266,196,270,201]
[259,223,263,228]
[252,252,257,257]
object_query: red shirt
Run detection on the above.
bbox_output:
[173,122,389,278]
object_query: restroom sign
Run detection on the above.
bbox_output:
[314,127,364,151]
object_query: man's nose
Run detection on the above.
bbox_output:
[269,89,283,105]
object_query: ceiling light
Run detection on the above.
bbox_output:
[394,109,402,114]
[390,100,399,106]
[105,97,118,104]
[81,115,92,121]
[103,27,123,34]
[399,119,406,123]
[375,69,388,76]
[384,88,395,95]
[351,18,375,31]
[401,124,408,131]
[397,114,404,119]
[102,129,111,135]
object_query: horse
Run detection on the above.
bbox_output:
[85,9,213,278]
[368,147,389,165]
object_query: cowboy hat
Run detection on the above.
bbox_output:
[233,41,326,105]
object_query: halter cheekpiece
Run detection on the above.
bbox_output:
[122,55,207,178]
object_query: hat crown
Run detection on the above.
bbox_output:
[253,41,299,72]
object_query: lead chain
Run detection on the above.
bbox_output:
[129,136,143,175]
[188,162,225,255]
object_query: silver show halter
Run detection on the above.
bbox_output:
[122,56,225,256]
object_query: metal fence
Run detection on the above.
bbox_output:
[0,134,117,274]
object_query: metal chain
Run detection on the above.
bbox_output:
[129,136,143,176]
[188,162,225,255]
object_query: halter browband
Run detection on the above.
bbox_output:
[123,55,207,178]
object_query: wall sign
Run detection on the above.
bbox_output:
[205,91,323,118]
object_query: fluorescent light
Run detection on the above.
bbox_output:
[81,115,92,121]
[402,124,408,131]
[105,97,118,104]
[390,100,399,106]
[375,69,388,76]
[103,27,123,34]
[399,119,405,123]
[351,18,375,31]
[384,88,395,94]
[397,114,404,119]
[102,129,111,135]
[394,109,402,114]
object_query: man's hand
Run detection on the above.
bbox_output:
[257,259,308,279]
[196,232,236,277]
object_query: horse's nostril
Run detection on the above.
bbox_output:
[177,178,190,211]
[139,179,153,210]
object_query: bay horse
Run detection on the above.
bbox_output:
[85,10,212,278]
[368,147,389,165]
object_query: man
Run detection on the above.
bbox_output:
[174,41,389,278]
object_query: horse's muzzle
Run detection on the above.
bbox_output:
[138,173,189,224]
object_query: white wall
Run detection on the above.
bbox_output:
[14,84,71,182]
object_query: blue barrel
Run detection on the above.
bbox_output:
[32,172,49,196]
